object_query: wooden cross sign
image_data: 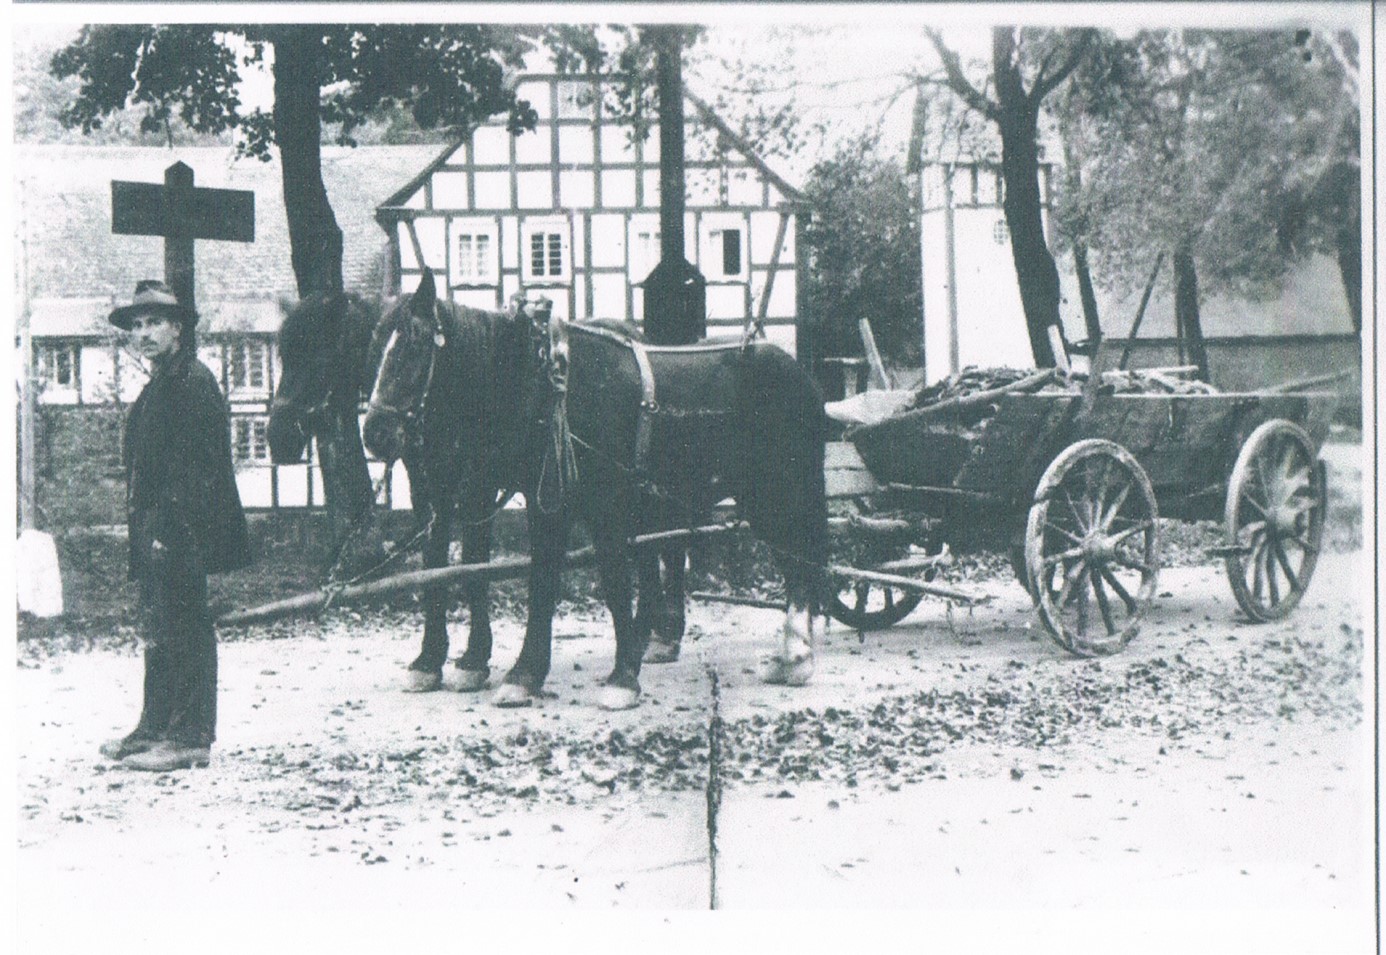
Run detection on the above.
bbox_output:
[111,161,255,307]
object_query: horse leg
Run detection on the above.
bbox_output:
[593,524,644,711]
[452,506,494,692]
[405,497,456,692]
[494,505,567,707]
[641,494,687,664]
[749,465,828,688]
[760,572,822,688]
[660,542,687,644]
[634,548,665,655]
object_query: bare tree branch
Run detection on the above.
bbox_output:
[1032,30,1095,103]
[925,27,999,121]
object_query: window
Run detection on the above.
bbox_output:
[993,219,1010,245]
[448,220,499,288]
[456,233,495,283]
[704,226,746,279]
[522,220,570,282]
[228,341,269,392]
[37,343,78,389]
[633,228,660,281]
[530,232,563,277]
[232,416,270,463]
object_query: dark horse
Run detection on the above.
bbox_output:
[265,291,503,692]
[363,270,829,710]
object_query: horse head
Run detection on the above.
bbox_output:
[509,291,563,391]
[363,269,446,465]
[268,291,351,464]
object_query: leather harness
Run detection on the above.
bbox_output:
[563,322,747,475]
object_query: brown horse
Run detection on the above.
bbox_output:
[363,270,829,710]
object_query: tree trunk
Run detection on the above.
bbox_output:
[1336,209,1362,334]
[1172,248,1210,382]
[270,27,345,298]
[270,27,379,572]
[993,33,1062,368]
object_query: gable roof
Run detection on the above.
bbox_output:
[377,75,803,213]
[17,143,442,334]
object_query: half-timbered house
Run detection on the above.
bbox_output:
[374,74,808,353]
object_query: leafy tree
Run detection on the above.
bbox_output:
[1063,27,1361,376]
[802,136,922,365]
[50,24,601,566]
[926,26,1095,367]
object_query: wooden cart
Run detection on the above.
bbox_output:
[825,386,1340,656]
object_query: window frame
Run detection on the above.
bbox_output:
[702,222,747,281]
[448,218,501,288]
[232,415,271,464]
[227,339,270,394]
[37,341,79,391]
[520,218,572,285]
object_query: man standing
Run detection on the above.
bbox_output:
[100,280,251,772]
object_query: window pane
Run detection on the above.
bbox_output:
[721,230,741,276]
[530,233,547,275]
[250,343,265,389]
[234,419,251,460]
[55,349,73,386]
[547,234,563,275]
[230,346,247,388]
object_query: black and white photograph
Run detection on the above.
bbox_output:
[10,2,1377,951]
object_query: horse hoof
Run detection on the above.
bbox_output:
[403,670,443,693]
[452,668,489,693]
[597,685,640,711]
[759,656,814,687]
[493,683,536,708]
[643,641,681,664]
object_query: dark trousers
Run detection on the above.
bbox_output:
[129,563,217,748]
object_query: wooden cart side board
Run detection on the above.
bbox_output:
[951,394,1079,497]
[825,440,881,498]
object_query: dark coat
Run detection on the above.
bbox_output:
[125,348,251,579]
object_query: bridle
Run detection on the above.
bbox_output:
[365,296,445,460]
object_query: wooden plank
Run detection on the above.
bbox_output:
[825,441,868,469]
[826,468,881,498]
[112,179,255,242]
[858,319,893,390]
[825,440,880,497]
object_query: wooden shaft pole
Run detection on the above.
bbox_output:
[826,564,989,605]
[217,522,748,627]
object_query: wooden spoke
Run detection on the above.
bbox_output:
[1091,572,1117,636]
[1043,520,1086,547]
[1099,481,1133,532]
[1272,538,1302,594]
[1097,565,1138,612]
[1043,546,1086,568]
[1107,521,1155,546]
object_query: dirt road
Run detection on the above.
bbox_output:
[15,540,1374,952]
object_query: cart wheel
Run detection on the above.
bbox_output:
[826,497,926,631]
[826,579,925,631]
[1008,536,1033,597]
[1224,420,1326,622]
[1025,439,1160,656]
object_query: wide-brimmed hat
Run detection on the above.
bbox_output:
[108,280,198,331]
